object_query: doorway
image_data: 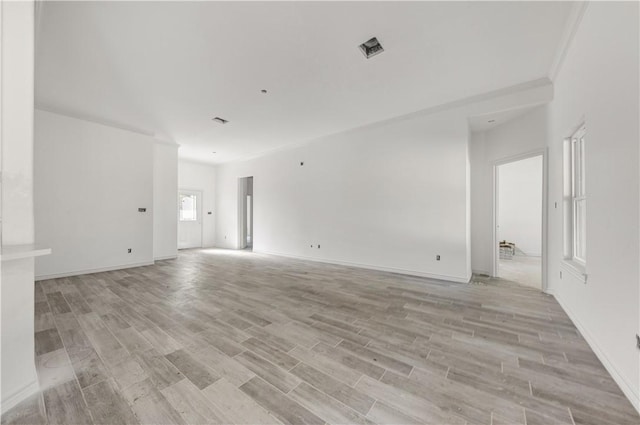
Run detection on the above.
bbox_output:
[178,189,203,249]
[494,155,543,289]
[238,176,253,250]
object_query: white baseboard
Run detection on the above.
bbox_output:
[254,249,471,283]
[154,255,177,261]
[554,293,640,414]
[35,261,154,281]
[1,379,39,414]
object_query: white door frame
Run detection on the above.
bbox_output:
[492,148,548,292]
[178,188,203,249]
[237,177,253,250]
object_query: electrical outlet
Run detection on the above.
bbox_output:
[127,248,132,253]
[636,334,640,350]
[300,161,304,166]
[310,244,313,248]
[317,244,320,249]
[436,255,440,261]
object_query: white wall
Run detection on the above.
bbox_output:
[216,112,472,282]
[178,161,216,247]
[154,144,178,260]
[0,0,41,412]
[470,106,548,274]
[34,110,156,278]
[546,2,639,410]
[498,155,542,256]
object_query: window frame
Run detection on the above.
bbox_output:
[564,124,587,269]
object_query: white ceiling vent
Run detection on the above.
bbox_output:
[359,37,384,59]
[212,117,228,124]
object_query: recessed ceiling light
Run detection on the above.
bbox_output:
[212,117,228,124]
[488,119,496,123]
[359,37,384,59]
[261,89,267,94]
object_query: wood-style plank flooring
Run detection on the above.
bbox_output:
[3,249,638,425]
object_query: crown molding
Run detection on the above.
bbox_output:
[178,158,218,168]
[36,104,155,137]
[548,1,589,82]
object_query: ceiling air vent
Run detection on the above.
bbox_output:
[359,37,384,59]
[212,117,228,124]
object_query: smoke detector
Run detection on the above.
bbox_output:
[359,37,384,59]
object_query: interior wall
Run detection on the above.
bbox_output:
[153,143,179,260]
[34,110,156,278]
[498,156,542,256]
[178,160,216,247]
[216,111,472,282]
[470,105,548,274]
[546,2,639,410]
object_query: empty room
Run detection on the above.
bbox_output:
[1,1,639,424]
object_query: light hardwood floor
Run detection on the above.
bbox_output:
[2,248,638,425]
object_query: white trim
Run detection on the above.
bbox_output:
[254,249,472,284]
[35,106,178,147]
[178,158,218,168]
[548,1,589,81]
[554,293,640,414]
[1,379,39,414]
[35,105,156,137]
[35,261,154,281]
[154,255,177,261]
[492,149,548,292]
[560,259,587,283]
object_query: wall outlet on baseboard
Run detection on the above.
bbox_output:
[436,255,440,261]
[317,245,320,249]
[127,248,132,253]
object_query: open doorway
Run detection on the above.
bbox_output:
[238,176,253,250]
[178,189,203,249]
[495,155,543,289]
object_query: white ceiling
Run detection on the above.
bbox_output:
[36,1,573,164]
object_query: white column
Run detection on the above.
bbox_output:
[1,0,50,412]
